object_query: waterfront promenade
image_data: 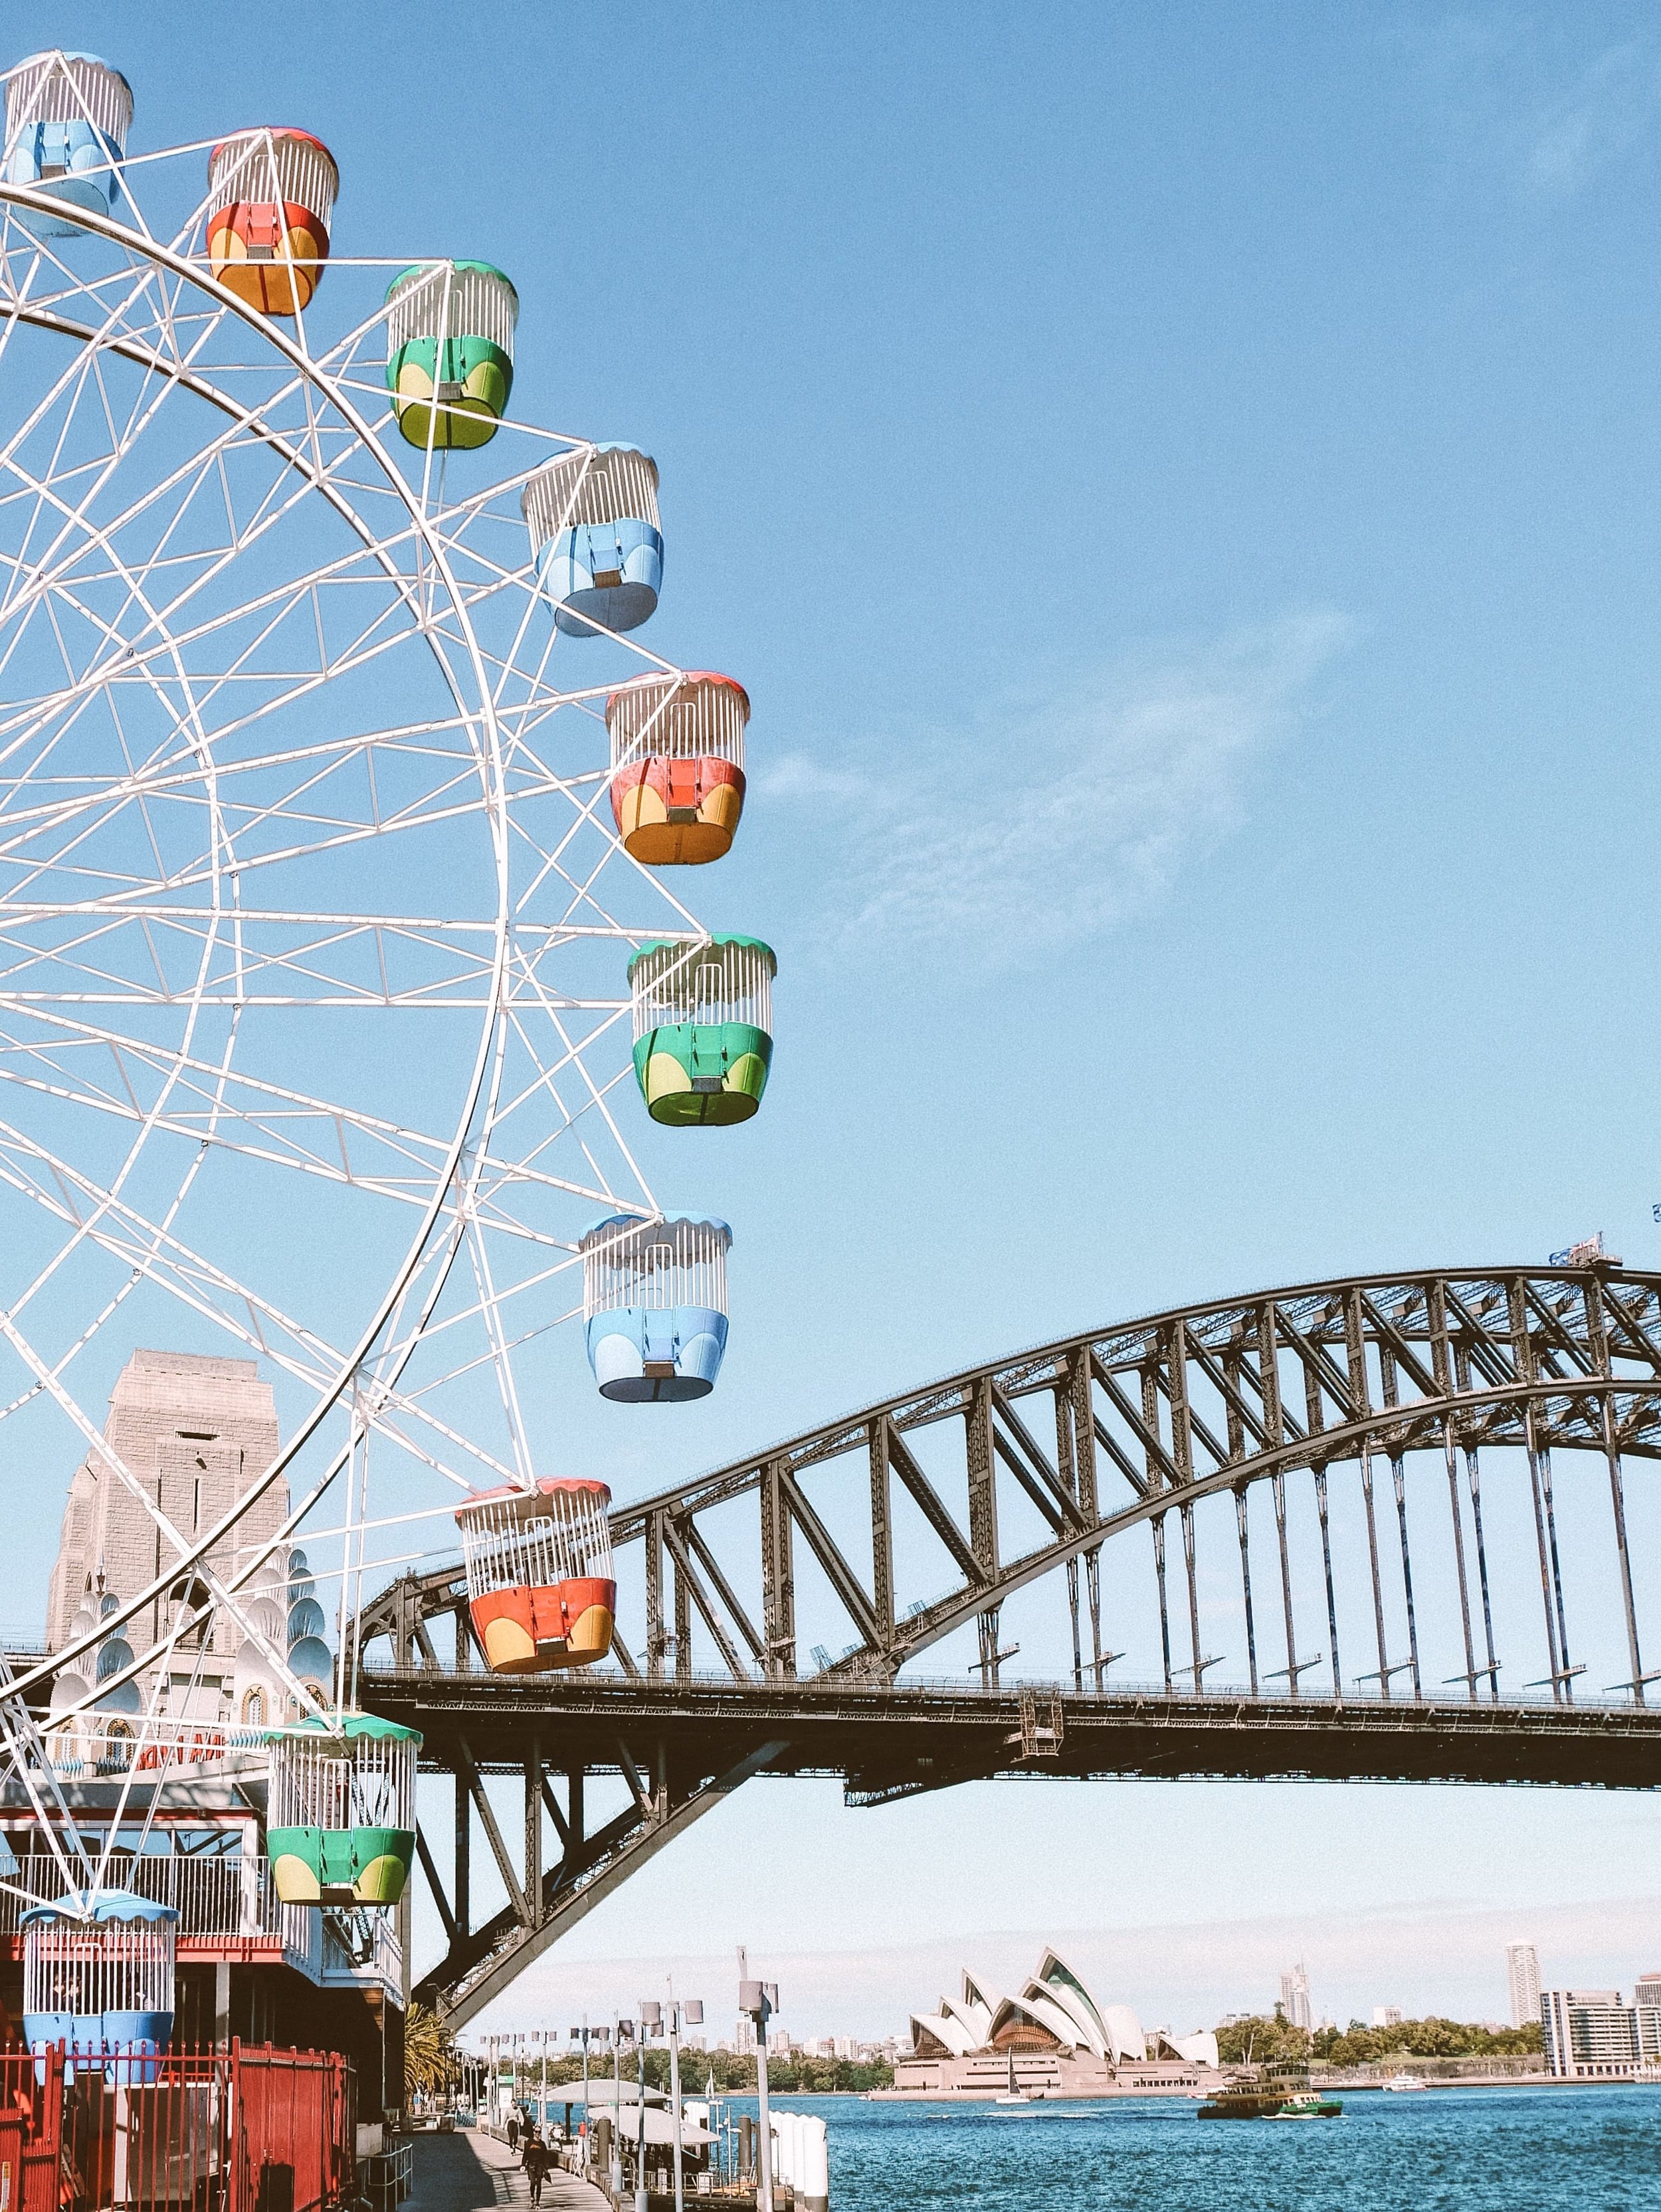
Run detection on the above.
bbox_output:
[407,2127,610,2212]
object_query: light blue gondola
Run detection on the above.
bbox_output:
[579,1212,730,1402]
[23,1890,177,2083]
[522,445,662,636]
[3,52,130,239]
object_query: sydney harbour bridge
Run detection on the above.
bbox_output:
[357,1260,1661,2022]
[0,72,1650,2049]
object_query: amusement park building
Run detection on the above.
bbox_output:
[893,1949,1222,2098]
[14,1350,403,2105]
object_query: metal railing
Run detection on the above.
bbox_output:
[0,1853,282,1938]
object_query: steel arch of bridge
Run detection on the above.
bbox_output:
[359,1261,1661,2019]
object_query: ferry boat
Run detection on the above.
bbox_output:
[1382,2073,1426,2092]
[1197,2065,1343,2121]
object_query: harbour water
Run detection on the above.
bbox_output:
[753,2085,1661,2210]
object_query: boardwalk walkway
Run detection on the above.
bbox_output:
[407,2126,612,2212]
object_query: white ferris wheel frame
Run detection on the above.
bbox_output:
[0,116,733,1792]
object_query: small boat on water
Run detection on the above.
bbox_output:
[993,2049,1038,2104]
[1383,2073,1426,2092]
[1198,2066,1343,2121]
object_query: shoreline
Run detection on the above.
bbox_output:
[868,2072,1628,2102]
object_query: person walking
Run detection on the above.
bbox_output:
[506,2110,520,2153]
[522,2128,549,2208]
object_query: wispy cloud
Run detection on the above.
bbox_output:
[1522,39,1654,196]
[769,609,1353,959]
[1392,17,1661,200]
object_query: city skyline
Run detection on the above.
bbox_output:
[475,1894,1661,2042]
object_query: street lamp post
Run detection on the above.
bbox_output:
[667,1995,703,2212]
[611,2019,625,2199]
[573,2017,591,2164]
[739,1968,780,2212]
[638,2001,662,2212]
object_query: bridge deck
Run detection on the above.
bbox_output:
[359,1667,1661,1794]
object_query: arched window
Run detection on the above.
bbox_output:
[166,1577,213,1652]
[241,1685,267,1728]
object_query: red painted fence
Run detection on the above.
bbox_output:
[0,2043,355,2212]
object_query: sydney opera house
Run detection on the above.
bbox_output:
[890,1948,1222,2099]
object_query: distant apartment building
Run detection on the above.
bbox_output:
[1541,1990,1643,2078]
[1506,1942,1542,2029]
[1279,1964,1313,2033]
[1636,1974,1661,2063]
[1373,2006,1402,2028]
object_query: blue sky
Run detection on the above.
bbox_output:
[13,0,1661,2030]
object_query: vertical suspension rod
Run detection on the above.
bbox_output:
[1359,1445,1391,1699]
[1539,1439,1573,1702]
[1235,1486,1259,1696]
[1462,1443,1500,1700]
[1391,1455,1422,1699]
[1603,1394,1646,1705]
[1272,1472,1298,1698]
[1181,1503,1203,1689]
[1443,1419,1478,1702]
[1152,1515,1173,1695]
[1314,1469,1341,1698]
[1524,1410,1563,1704]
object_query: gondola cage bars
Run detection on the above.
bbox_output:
[523,445,662,635]
[264,1714,419,1907]
[629,934,776,1125]
[3,50,131,236]
[22,1890,177,2069]
[385,259,518,450]
[454,1477,616,1673]
[579,1212,732,1402]
[605,672,749,866]
[206,127,338,316]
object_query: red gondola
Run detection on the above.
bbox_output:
[454,1478,615,1675]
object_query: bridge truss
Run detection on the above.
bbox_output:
[357,1261,1661,2020]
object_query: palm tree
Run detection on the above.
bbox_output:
[406,2003,455,2105]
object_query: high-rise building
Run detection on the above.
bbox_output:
[1541,1990,1642,2078]
[1373,2006,1403,2028]
[1506,1942,1542,2029]
[1279,1964,1313,2033]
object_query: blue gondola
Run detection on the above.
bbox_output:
[522,445,662,636]
[3,52,130,238]
[579,1212,730,1402]
[23,1890,177,2082]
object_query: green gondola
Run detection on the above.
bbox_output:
[264,1712,420,1906]
[628,935,775,1126]
[385,260,517,451]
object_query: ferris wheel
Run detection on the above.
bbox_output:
[0,46,777,1960]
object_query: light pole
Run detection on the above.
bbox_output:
[574,2017,591,2160]
[739,1966,780,2212]
[611,2017,627,2199]
[666,1993,703,2212]
[637,2000,661,2212]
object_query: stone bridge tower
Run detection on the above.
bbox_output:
[46,1349,290,1703]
